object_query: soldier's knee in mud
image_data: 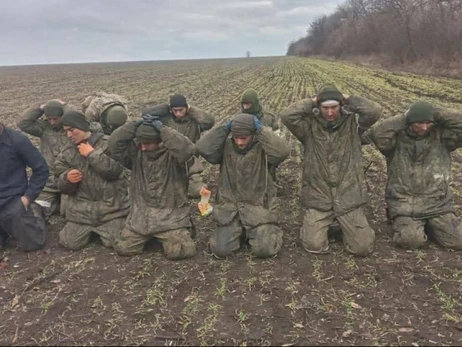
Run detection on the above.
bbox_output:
[393,231,427,250]
[301,236,329,255]
[347,241,374,257]
[165,240,196,260]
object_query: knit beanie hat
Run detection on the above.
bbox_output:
[405,100,434,125]
[43,100,64,118]
[316,83,343,106]
[169,94,188,108]
[135,124,161,143]
[61,110,90,132]
[231,113,256,137]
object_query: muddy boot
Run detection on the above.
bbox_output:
[0,231,9,249]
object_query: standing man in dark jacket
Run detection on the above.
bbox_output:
[143,94,215,198]
[281,83,382,256]
[0,122,48,251]
[363,101,462,250]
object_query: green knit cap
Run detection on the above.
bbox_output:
[43,100,64,118]
[241,89,261,115]
[316,83,343,106]
[135,124,161,143]
[406,101,434,125]
[106,105,128,128]
[61,110,90,132]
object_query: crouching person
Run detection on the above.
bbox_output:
[196,113,290,258]
[54,111,129,251]
[0,122,48,251]
[108,114,197,260]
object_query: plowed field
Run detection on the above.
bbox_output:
[1,57,462,346]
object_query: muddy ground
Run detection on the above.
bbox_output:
[1,57,462,346]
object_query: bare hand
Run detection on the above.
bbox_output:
[78,142,95,157]
[21,196,30,210]
[312,96,317,104]
[67,169,83,183]
[342,94,350,101]
[40,104,46,110]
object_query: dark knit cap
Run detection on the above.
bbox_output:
[231,113,256,137]
[43,100,64,118]
[61,110,90,132]
[135,124,161,143]
[316,83,343,106]
[406,100,434,125]
[169,94,188,108]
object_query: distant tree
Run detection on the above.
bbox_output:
[246,51,251,58]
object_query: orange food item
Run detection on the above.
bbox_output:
[198,187,213,216]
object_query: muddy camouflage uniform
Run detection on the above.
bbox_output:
[17,102,77,218]
[82,92,129,135]
[108,121,197,259]
[54,132,130,250]
[142,103,215,198]
[196,123,290,258]
[281,95,382,256]
[362,108,462,250]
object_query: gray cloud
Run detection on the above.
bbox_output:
[0,0,343,65]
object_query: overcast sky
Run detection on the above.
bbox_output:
[0,0,343,66]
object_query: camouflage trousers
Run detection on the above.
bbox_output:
[59,217,125,251]
[392,213,462,250]
[210,215,283,258]
[301,207,375,257]
[113,227,196,260]
[35,191,61,220]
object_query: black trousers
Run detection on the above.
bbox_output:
[0,197,47,251]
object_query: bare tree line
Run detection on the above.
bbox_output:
[287,0,462,67]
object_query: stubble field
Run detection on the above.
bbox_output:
[1,56,462,346]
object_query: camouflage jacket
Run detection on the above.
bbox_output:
[17,102,76,193]
[362,108,462,219]
[144,103,215,174]
[281,96,382,216]
[197,125,290,228]
[82,92,128,135]
[54,132,130,225]
[108,121,196,235]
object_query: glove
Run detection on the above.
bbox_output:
[253,115,262,131]
[142,113,164,132]
[67,169,83,183]
[225,120,233,132]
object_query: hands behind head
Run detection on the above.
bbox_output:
[142,113,164,132]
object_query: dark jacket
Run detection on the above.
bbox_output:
[0,125,48,208]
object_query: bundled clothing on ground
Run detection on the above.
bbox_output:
[0,123,48,251]
[54,119,129,250]
[107,120,197,259]
[362,102,462,249]
[196,113,290,258]
[82,92,129,135]
[17,100,76,217]
[143,100,215,198]
[281,85,382,256]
